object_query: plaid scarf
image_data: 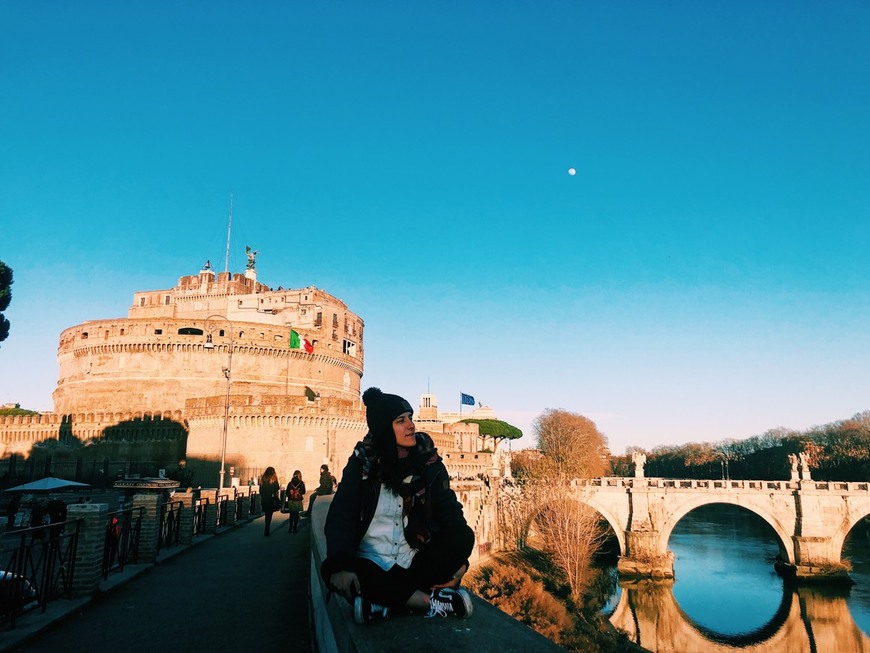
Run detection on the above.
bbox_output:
[354,432,440,547]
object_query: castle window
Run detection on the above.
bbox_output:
[139,297,146,307]
[81,332,89,339]
[164,295,170,305]
[332,314,338,327]
[120,329,125,336]
[342,339,357,357]
[314,312,322,327]
[154,329,163,335]
[178,327,204,336]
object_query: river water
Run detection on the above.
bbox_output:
[603,504,870,652]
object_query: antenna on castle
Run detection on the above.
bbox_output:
[224,193,233,273]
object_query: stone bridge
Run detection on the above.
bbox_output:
[571,477,870,580]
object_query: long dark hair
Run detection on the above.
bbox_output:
[260,466,277,485]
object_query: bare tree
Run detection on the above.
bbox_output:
[495,478,536,550]
[529,484,608,603]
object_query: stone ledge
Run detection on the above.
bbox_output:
[309,495,562,653]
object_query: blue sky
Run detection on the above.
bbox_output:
[1,1,869,455]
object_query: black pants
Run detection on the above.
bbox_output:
[263,509,275,535]
[288,510,301,531]
[348,522,474,608]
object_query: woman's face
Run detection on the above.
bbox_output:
[392,411,416,448]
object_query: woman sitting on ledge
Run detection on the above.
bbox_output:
[321,387,475,624]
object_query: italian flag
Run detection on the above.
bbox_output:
[290,329,314,354]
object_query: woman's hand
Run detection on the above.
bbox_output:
[431,563,469,590]
[330,571,361,600]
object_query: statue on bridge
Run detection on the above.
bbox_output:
[788,453,799,481]
[799,451,812,480]
[632,451,646,479]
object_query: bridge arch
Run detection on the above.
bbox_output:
[659,497,794,565]
[521,493,625,558]
[832,507,870,561]
[581,492,627,556]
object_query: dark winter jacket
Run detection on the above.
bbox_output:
[260,479,280,513]
[320,432,467,582]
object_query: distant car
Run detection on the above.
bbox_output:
[0,570,37,616]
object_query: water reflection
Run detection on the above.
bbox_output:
[610,581,869,653]
[604,504,870,652]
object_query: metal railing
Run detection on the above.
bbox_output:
[216,495,228,528]
[157,500,183,553]
[1,520,81,628]
[234,495,244,522]
[193,499,208,536]
[102,506,143,579]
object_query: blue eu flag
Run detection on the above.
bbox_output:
[460,393,475,406]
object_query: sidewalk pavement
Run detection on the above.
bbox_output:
[1,512,312,653]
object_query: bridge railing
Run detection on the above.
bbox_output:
[575,477,870,493]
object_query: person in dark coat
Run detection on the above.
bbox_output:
[321,387,475,624]
[259,467,280,537]
[304,464,335,517]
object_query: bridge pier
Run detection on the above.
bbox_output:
[790,535,853,582]
[789,483,855,583]
[617,530,675,579]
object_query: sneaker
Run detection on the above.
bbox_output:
[425,588,473,619]
[353,595,390,624]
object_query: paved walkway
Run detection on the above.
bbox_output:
[0,513,312,653]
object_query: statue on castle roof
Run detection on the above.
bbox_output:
[245,246,259,270]
[203,259,212,271]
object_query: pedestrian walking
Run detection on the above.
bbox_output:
[285,470,306,534]
[260,466,280,536]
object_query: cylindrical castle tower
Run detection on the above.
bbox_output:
[54,268,364,414]
[51,266,368,484]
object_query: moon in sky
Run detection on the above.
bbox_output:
[568,168,576,176]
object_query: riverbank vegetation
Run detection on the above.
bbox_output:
[609,410,870,481]
[468,408,645,651]
[467,549,644,652]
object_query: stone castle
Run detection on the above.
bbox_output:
[0,261,508,491]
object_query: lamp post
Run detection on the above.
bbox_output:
[203,315,234,493]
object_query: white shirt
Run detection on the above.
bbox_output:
[357,484,417,571]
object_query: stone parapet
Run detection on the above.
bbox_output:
[131,493,160,563]
[68,502,108,598]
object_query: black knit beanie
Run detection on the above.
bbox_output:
[362,387,414,449]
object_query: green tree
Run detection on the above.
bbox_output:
[460,418,522,452]
[0,260,11,345]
